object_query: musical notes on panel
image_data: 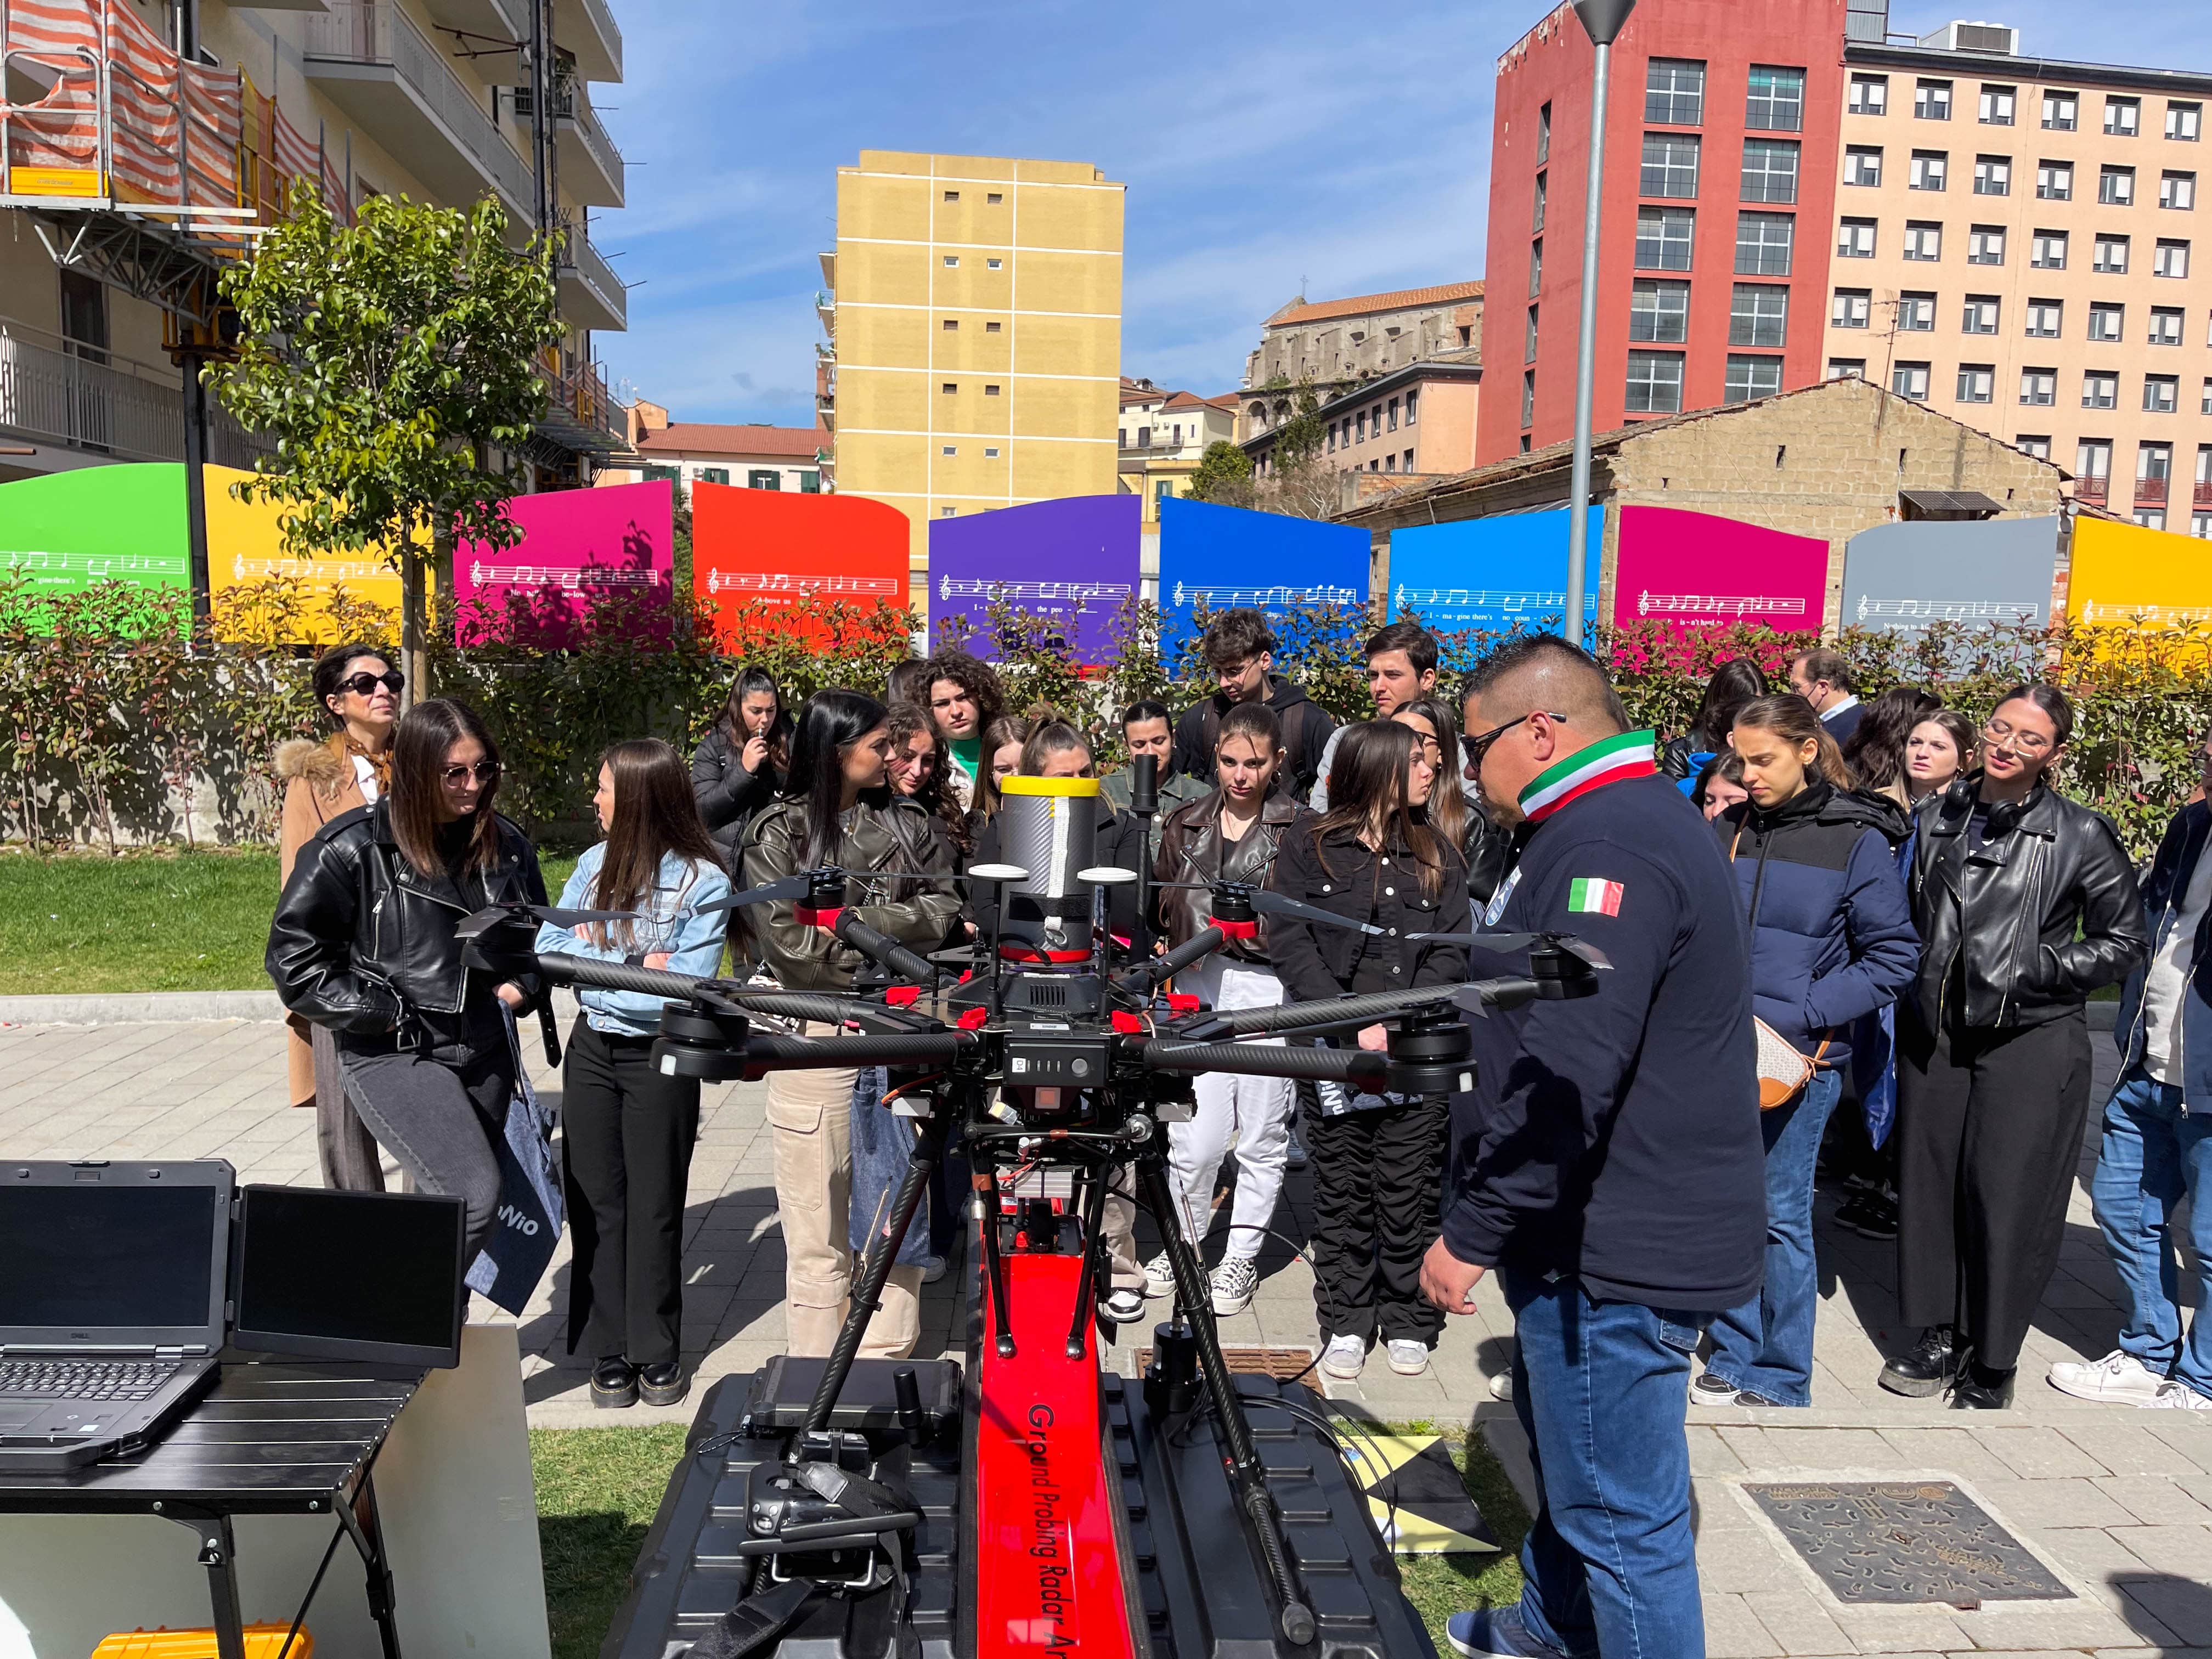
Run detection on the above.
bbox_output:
[5,548,181,584]
[1855,596,2039,624]
[230,555,396,584]
[467,561,663,592]
[1636,590,1809,618]
[2078,601,2212,627]
[1169,581,1362,609]
[707,570,903,599]
[937,577,1133,604]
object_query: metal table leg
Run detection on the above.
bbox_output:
[337,1471,404,1659]
[158,1508,247,1659]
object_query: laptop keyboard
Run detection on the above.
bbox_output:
[0,1359,177,1401]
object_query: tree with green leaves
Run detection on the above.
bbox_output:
[210,184,564,704]
[1188,439,1255,506]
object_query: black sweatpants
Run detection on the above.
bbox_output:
[562,1020,702,1365]
[1895,1007,2092,1373]
[1308,1097,1449,1347]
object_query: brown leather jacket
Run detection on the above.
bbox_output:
[277,735,374,1106]
[738,793,963,991]
[1151,789,1307,964]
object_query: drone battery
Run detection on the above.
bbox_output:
[735,1357,962,1437]
[994,777,1102,962]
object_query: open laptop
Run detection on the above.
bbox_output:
[0,1160,233,1473]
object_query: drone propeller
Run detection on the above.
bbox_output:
[698,865,947,915]
[1153,881,1384,938]
[457,901,641,940]
[1407,929,1614,970]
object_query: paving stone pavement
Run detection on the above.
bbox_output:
[6,1006,2211,1655]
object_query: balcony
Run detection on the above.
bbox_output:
[419,0,526,46]
[2195,481,2212,506]
[2076,477,2109,504]
[558,219,626,333]
[302,0,532,222]
[819,251,836,290]
[536,348,625,455]
[0,318,270,468]
[558,89,623,208]
[816,291,836,339]
[2136,476,2169,506]
[556,0,622,83]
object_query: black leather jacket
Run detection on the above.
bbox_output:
[692,724,785,868]
[267,800,547,1053]
[1152,789,1306,963]
[1266,822,1472,1003]
[740,794,962,991]
[1907,773,2147,1031]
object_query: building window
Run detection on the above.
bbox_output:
[943,189,959,201]
[986,257,1002,269]
[1533,171,1547,233]
[1521,371,1536,427]
[1973,155,2011,195]
[2078,439,2112,485]
[2031,229,2068,268]
[1525,306,1539,361]
[985,321,1002,333]
[1626,351,1686,414]
[798,470,821,494]
[2017,435,2051,459]
[2025,297,2063,336]
[1641,133,1701,198]
[1844,146,1883,186]
[2171,101,2204,142]
[1635,206,1696,269]
[1529,239,1543,296]
[2152,306,2186,345]
[943,318,959,330]
[699,466,730,486]
[2146,374,2180,413]
[2198,512,2212,538]
[1956,363,1995,403]
[2084,371,2119,409]
[2107,95,2142,137]
[2089,302,2125,341]
[1849,75,1888,116]
[1355,410,1367,441]
[2019,368,2057,405]
[2163,170,2197,210]
[1911,149,1949,190]
[1325,424,1336,453]
[941,445,957,456]
[1403,449,1415,472]
[2037,160,2073,199]
[1836,216,1877,258]
[741,469,775,489]
[1903,221,1942,261]
[1892,360,1931,400]
[2044,92,2078,131]
[2095,234,2131,273]
[983,383,1001,395]
[1898,291,1936,331]
[2204,377,2212,414]
[1646,58,1705,125]
[1746,65,1805,131]
[1538,101,1552,163]
[1968,225,2006,264]
[940,507,956,518]
[1741,138,1800,202]
[1829,358,1867,379]
[1406,389,1419,423]
[1729,283,1788,346]
[1832,287,1872,328]
[1725,353,1784,403]
[1915,80,1953,121]
[1962,294,2000,333]
[942,382,958,393]
[2157,239,2192,278]
[1629,278,1691,342]
[2136,509,2168,530]
[1736,211,1795,275]
[943,255,959,267]
[1979,84,2017,125]
[1387,396,1400,431]
[2141,441,2173,482]
[986,191,1002,204]
[2100,164,2137,205]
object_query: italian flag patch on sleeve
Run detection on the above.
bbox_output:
[1567,877,1625,917]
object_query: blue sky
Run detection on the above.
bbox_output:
[591,0,2207,428]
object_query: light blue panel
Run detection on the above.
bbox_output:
[1385,506,1601,632]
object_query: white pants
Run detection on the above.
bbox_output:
[1167,961,1293,1261]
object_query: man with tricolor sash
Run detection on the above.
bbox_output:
[1420,635,1764,1659]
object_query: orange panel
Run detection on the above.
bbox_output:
[692,483,912,650]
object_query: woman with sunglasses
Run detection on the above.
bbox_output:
[1882,685,2146,1407]
[275,644,405,1191]
[269,699,547,1261]
[740,691,962,1357]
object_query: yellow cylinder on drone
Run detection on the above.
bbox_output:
[999,775,1101,797]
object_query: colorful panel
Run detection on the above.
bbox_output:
[2067,515,2212,627]
[205,464,417,637]
[928,494,1139,662]
[0,464,188,595]
[1156,497,1370,656]
[1385,507,1601,633]
[453,479,674,643]
[1840,517,2059,635]
[691,482,911,648]
[1610,505,1828,634]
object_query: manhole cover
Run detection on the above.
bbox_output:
[1743,1481,2073,1608]
[1130,1345,1314,1379]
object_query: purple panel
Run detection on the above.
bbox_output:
[927,495,1140,663]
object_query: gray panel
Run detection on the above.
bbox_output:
[1840,517,2060,635]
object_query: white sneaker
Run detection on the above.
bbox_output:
[1387,1339,1431,1376]
[1142,1251,1178,1300]
[2047,1349,2168,1406]
[1320,1334,1367,1380]
[1099,1287,1145,1324]
[1283,1129,1310,1172]
[1211,1256,1259,1316]
[2143,1380,2212,1410]
[1489,1369,1514,1402]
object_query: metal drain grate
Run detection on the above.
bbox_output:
[1744,1481,2073,1608]
[1131,1345,1316,1380]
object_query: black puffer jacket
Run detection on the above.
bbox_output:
[267,800,546,1053]
[692,724,785,869]
[1266,822,1472,1001]
[1152,789,1306,964]
[1908,773,2147,1031]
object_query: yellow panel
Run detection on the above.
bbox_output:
[838,171,931,242]
[204,465,427,641]
[9,166,103,198]
[838,304,931,367]
[2068,515,2212,627]
[1018,249,1122,315]
[837,241,932,307]
[1009,314,1120,379]
[1014,183,1124,252]
[839,369,932,432]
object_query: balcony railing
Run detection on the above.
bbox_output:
[559,0,622,82]
[2136,476,2169,506]
[0,318,270,467]
[564,91,622,200]
[557,216,626,331]
[2194,481,2212,506]
[2076,477,2109,504]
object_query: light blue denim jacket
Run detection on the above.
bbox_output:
[533,845,731,1036]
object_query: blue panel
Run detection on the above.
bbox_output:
[1156,497,1370,657]
[1385,507,1602,633]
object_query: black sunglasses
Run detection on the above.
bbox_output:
[440,761,502,786]
[338,670,404,697]
[1460,710,1568,770]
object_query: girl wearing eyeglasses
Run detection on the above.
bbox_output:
[269,698,548,1262]
[275,642,405,1192]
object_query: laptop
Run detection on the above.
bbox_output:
[0,1160,233,1474]
[231,1184,467,1370]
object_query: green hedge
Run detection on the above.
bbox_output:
[4,572,2208,858]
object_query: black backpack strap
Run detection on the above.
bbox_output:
[684,1578,823,1658]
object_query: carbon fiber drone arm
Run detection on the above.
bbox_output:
[1177,977,1544,1037]
[533,955,927,1032]
[1138,1038,1387,1090]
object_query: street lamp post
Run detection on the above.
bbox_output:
[1564,0,1636,646]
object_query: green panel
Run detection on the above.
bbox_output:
[0,464,190,595]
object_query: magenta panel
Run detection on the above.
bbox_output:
[1609,505,1827,634]
[453,479,674,644]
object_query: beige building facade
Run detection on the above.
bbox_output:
[1240,280,1484,436]
[1116,379,1237,522]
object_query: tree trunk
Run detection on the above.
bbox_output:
[401,549,426,713]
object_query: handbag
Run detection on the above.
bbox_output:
[465,1008,566,1313]
[1730,827,1833,1111]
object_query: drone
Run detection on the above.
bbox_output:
[528,763,1604,1658]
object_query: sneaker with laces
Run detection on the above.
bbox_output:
[1210,1255,1259,1316]
[1386,1339,1430,1376]
[1446,1605,1573,1658]
[1099,1287,1145,1324]
[2143,1380,2212,1410]
[1691,1373,1738,1406]
[1142,1250,1179,1300]
[1320,1334,1366,1380]
[2047,1349,2168,1406]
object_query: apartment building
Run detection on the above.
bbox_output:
[819,150,1126,571]
[0,0,629,490]
[599,400,825,496]
[1240,280,1485,432]
[1245,356,1485,479]
[1116,377,1236,522]
[1821,30,2212,532]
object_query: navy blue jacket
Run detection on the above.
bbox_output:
[1714,784,1918,1064]
[1442,770,1765,1312]
[2116,800,2212,1103]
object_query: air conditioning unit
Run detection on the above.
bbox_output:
[1916,19,2019,53]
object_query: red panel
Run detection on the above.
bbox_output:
[974,1251,1137,1658]
[691,482,910,649]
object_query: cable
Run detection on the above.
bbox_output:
[275,1519,349,1659]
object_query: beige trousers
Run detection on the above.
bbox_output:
[766,1038,923,1358]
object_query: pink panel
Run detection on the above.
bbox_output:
[453,480,675,645]
[1609,505,1827,634]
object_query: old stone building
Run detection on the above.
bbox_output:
[1240,281,1484,433]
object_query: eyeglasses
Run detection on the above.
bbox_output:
[1459,710,1568,771]
[440,761,501,787]
[1981,719,2053,757]
[339,670,404,697]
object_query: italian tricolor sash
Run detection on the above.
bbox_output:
[1516,730,1658,824]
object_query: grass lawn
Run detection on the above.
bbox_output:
[0,848,579,997]
[528,1419,1527,1657]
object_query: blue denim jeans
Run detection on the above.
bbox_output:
[2091,1065,2212,1398]
[1504,1269,1710,1659]
[1704,1068,1842,1407]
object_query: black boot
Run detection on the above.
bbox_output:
[1879,1325,1959,1397]
[1950,1361,2016,1409]
[591,1356,639,1408]
[639,1361,689,1408]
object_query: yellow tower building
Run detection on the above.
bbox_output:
[820,151,1127,580]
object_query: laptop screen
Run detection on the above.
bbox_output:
[233,1186,465,1365]
[0,1185,218,1330]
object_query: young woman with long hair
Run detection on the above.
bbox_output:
[1267,720,1471,1383]
[269,698,546,1260]
[275,642,404,1191]
[692,665,792,871]
[1904,710,1978,803]
[1392,694,1472,855]
[1690,695,1917,1408]
[535,740,731,1409]
[740,690,962,1358]
[919,650,1007,810]
[1661,657,1769,781]
[1842,686,1942,808]
[884,700,971,861]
